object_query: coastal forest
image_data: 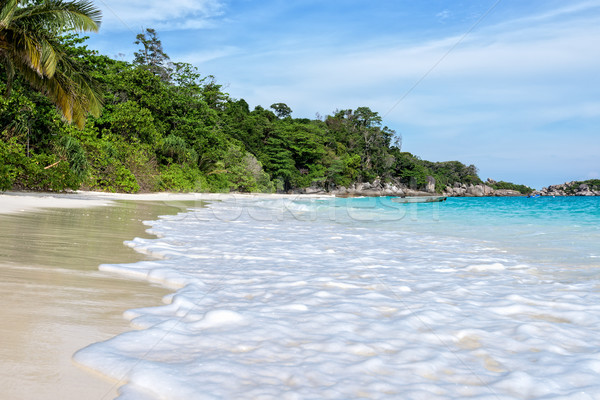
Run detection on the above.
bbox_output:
[0,1,520,194]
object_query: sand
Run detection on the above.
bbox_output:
[0,192,211,400]
[0,190,329,400]
[0,191,332,400]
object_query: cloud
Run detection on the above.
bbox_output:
[496,0,600,27]
[208,12,599,128]
[436,9,451,22]
[95,0,225,32]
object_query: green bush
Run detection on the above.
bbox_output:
[20,153,81,191]
[0,138,82,191]
[0,139,24,191]
[490,181,533,195]
[158,164,202,192]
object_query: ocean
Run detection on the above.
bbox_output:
[74,196,600,399]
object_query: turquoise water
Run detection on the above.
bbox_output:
[297,196,600,269]
[75,195,600,400]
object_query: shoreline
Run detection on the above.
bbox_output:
[0,190,334,400]
[0,194,208,400]
[0,190,334,213]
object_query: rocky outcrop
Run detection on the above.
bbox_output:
[533,181,600,196]
[305,176,524,197]
[442,183,520,197]
[330,181,431,197]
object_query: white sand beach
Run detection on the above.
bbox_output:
[0,190,328,400]
[0,191,216,400]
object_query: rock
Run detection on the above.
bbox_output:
[304,187,326,194]
[403,189,433,197]
[493,189,522,196]
[425,176,436,193]
[332,186,348,196]
[454,187,466,196]
[482,185,494,195]
[537,179,600,196]
[579,190,595,196]
[466,185,484,197]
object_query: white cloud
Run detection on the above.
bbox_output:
[95,0,225,32]
[436,9,451,22]
[209,13,599,131]
[494,0,600,28]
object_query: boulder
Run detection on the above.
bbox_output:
[579,190,595,196]
[332,186,348,196]
[466,185,484,197]
[482,184,494,196]
[425,176,436,193]
[493,189,522,197]
[304,187,326,194]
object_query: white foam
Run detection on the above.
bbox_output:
[74,198,600,399]
[466,262,506,272]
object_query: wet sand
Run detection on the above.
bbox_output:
[0,199,197,400]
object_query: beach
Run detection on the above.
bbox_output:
[0,191,328,400]
[0,192,212,400]
[3,192,600,399]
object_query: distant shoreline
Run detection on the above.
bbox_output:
[1,184,598,217]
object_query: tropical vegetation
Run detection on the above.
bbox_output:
[488,181,534,195]
[1,20,511,194]
[0,0,102,128]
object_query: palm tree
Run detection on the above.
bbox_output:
[0,0,102,128]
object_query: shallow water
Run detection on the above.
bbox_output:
[0,201,193,400]
[74,196,600,399]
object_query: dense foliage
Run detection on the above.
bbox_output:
[489,181,534,195]
[1,31,490,193]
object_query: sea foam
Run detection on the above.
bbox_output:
[74,197,600,399]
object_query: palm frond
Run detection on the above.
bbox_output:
[0,0,19,29]
[2,0,103,128]
[14,1,101,32]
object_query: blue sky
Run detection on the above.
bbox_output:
[87,0,600,189]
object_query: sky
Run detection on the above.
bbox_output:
[86,0,600,189]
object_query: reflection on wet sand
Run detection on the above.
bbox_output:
[0,200,198,400]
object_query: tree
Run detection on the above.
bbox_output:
[133,28,172,82]
[0,0,103,128]
[270,102,292,119]
[325,107,394,181]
